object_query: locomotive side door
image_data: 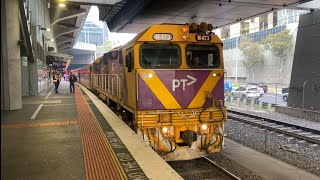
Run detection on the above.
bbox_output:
[124,47,136,109]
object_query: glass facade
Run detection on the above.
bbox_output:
[78,21,108,46]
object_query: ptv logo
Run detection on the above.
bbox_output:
[172,75,197,91]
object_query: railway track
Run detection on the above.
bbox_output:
[168,157,241,180]
[227,109,320,145]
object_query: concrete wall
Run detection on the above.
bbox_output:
[288,10,320,110]
[276,106,320,122]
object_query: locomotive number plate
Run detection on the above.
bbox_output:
[195,34,211,41]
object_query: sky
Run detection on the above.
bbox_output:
[87,6,136,46]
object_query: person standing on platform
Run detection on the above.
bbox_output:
[69,72,77,93]
[53,72,61,93]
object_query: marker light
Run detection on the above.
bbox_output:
[148,73,153,78]
[201,124,207,130]
[182,34,189,40]
[142,73,147,78]
[162,127,168,133]
[181,26,189,33]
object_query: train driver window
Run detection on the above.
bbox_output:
[186,44,220,68]
[140,43,181,69]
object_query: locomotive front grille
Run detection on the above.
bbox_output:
[136,108,226,128]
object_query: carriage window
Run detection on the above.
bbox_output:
[186,44,220,68]
[140,43,181,69]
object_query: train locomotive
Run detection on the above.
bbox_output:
[72,22,226,160]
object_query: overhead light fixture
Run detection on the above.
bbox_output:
[58,3,66,7]
[46,38,54,42]
[40,27,51,32]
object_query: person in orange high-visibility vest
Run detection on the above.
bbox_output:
[53,72,61,93]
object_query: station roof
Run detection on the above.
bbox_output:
[98,0,318,33]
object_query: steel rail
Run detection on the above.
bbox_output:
[227,109,320,144]
[202,157,241,180]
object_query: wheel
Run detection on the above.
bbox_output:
[283,96,288,102]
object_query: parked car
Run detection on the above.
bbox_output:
[283,93,289,102]
[282,87,289,94]
[231,86,260,100]
[245,85,264,96]
[247,82,268,93]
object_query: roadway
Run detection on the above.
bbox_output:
[258,92,287,106]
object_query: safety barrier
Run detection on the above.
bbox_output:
[225,96,276,111]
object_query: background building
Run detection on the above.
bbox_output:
[78,21,109,46]
[213,9,309,85]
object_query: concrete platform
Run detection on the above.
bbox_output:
[222,138,320,180]
[2,80,318,180]
[1,81,182,180]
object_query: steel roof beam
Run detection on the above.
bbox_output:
[53,24,80,39]
[51,9,87,26]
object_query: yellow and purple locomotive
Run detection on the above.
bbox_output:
[73,23,226,159]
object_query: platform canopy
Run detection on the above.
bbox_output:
[97,0,317,33]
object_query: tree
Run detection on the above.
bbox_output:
[263,29,293,80]
[238,36,265,82]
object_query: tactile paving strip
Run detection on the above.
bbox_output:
[75,85,127,180]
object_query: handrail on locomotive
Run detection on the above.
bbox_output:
[92,74,121,99]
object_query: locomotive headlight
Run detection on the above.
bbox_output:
[213,73,217,77]
[201,124,207,130]
[148,73,153,78]
[162,127,168,133]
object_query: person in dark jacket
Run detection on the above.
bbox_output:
[53,72,61,93]
[69,72,77,93]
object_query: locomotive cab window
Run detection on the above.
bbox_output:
[140,43,181,69]
[186,44,220,68]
